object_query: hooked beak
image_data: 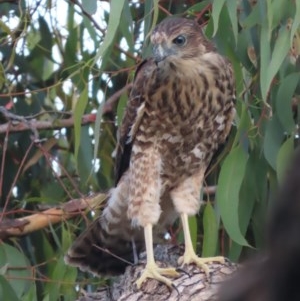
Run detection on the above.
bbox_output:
[152,44,174,63]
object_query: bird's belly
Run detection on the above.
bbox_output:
[158,132,210,190]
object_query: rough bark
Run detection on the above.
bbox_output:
[76,245,237,301]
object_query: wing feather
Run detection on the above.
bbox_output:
[114,59,155,185]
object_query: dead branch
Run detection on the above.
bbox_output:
[0,183,216,240]
[0,193,106,239]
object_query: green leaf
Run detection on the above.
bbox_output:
[188,216,198,251]
[142,0,159,57]
[38,17,53,59]
[267,0,289,32]
[0,275,19,301]
[233,103,252,148]
[276,72,300,133]
[260,21,271,101]
[185,0,210,16]
[241,3,261,28]
[0,19,11,35]
[93,100,104,165]
[73,86,88,162]
[263,115,284,170]
[228,152,259,260]
[277,137,294,183]
[27,28,41,50]
[267,25,291,93]
[0,243,33,299]
[78,126,98,189]
[0,62,6,90]
[290,1,300,45]
[22,283,37,301]
[64,26,78,69]
[46,257,66,301]
[217,145,249,246]
[119,1,134,51]
[81,0,97,15]
[151,0,160,34]
[211,0,226,36]
[93,0,126,66]
[116,93,128,127]
[202,202,218,257]
[227,0,238,44]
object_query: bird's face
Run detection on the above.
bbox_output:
[150,17,214,64]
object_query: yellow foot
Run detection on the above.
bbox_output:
[136,262,180,289]
[178,252,225,277]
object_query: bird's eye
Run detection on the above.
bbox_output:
[172,35,186,46]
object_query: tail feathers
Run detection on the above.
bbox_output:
[65,218,143,276]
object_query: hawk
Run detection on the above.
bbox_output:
[65,17,235,288]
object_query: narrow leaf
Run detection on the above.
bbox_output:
[291,1,300,45]
[202,202,218,257]
[227,0,238,45]
[93,0,126,66]
[74,86,88,162]
[267,25,290,92]
[260,22,271,101]
[229,153,259,260]
[263,115,284,170]
[276,72,300,133]
[217,145,249,246]
[93,100,104,164]
[211,0,226,36]
[0,275,19,301]
[81,0,97,15]
[186,0,210,16]
[277,137,294,183]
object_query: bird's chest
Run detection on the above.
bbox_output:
[137,69,233,185]
[140,106,212,184]
[143,77,224,153]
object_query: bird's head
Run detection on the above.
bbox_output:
[150,17,215,64]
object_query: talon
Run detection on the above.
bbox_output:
[179,253,226,278]
[179,213,226,279]
[172,283,179,295]
[136,262,179,288]
[176,267,191,277]
[136,224,180,289]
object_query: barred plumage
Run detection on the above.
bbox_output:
[65,17,235,287]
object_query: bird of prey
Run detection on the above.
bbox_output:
[65,16,235,288]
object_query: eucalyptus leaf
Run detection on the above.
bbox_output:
[217,145,249,246]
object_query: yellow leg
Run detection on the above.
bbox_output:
[178,213,225,277]
[136,224,179,288]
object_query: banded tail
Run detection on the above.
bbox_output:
[65,183,144,275]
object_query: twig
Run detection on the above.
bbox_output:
[102,82,133,114]
[0,113,96,134]
[1,139,35,223]
[0,122,9,199]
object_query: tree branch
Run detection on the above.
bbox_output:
[75,245,237,301]
[0,112,96,135]
[0,193,106,239]
[0,83,133,135]
[0,184,215,240]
